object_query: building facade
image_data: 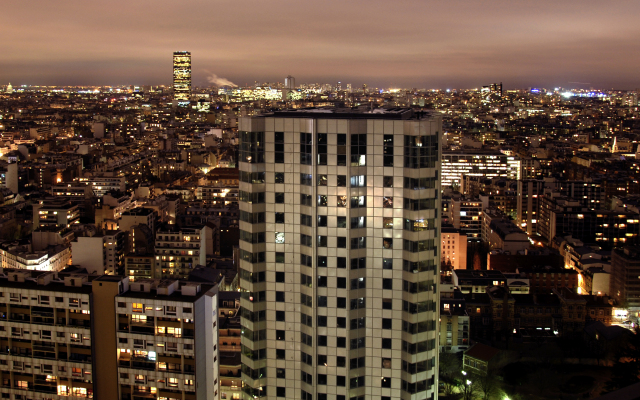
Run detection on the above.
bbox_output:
[238,109,441,400]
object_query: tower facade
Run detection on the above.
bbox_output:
[238,109,441,400]
[173,51,191,101]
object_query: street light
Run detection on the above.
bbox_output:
[466,380,472,386]
[461,370,467,376]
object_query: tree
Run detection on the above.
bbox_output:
[474,372,500,400]
[439,352,462,396]
[459,376,480,400]
[605,327,640,393]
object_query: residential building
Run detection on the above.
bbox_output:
[441,225,467,271]
[238,109,441,400]
[610,246,640,319]
[71,230,128,275]
[537,193,640,246]
[155,226,213,279]
[33,200,80,229]
[481,210,529,253]
[451,198,483,241]
[116,279,219,400]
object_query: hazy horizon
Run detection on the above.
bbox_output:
[2,0,640,90]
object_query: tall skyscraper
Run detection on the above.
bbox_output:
[285,75,296,90]
[173,51,191,101]
[238,109,441,400]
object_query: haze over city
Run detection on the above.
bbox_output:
[2,0,640,88]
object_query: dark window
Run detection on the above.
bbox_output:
[337,216,347,228]
[276,330,285,341]
[275,172,285,183]
[318,276,327,287]
[383,135,394,166]
[277,387,286,397]
[381,377,391,388]
[318,374,327,385]
[337,175,347,186]
[300,132,312,165]
[275,212,285,223]
[276,368,286,378]
[317,315,327,327]
[276,291,285,302]
[337,297,346,308]
[274,132,285,164]
[317,235,327,247]
[275,252,285,263]
[383,298,392,310]
[300,173,313,186]
[318,335,327,346]
[337,375,346,387]
[275,272,285,282]
[337,257,346,269]
[383,258,393,269]
[382,279,393,290]
[275,192,285,203]
[337,237,347,248]
[318,215,327,227]
[351,257,366,270]
[351,277,366,289]
[317,256,327,267]
[383,175,394,187]
[317,296,327,307]
[276,349,285,359]
[337,277,346,288]
[405,134,438,169]
[382,318,392,329]
[382,338,392,349]
[351,216,366,229]
[317,133,327,165]
[337,317,346,328]
[318,355,327,366]
[276,311,285,321]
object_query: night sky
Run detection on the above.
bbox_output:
[2,0,640,89]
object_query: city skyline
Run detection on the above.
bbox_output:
[2,0,640,89]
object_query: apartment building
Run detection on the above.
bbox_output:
[441,226,467,271]
[71,230,128,275]
[32,200,80,229]
[0,243,70,272]
[238,109,441,400]
[611,246,640,319]
[74,175,126,198]
[0,270,99,399]
[154,225,213,279]
[450,198,483,242]
[115,279,219,400]
[0,269,220,400]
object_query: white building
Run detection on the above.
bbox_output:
[238,109,441,400]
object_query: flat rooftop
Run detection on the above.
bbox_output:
[263,108,427,120]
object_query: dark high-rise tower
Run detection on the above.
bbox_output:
[173,51,191,101]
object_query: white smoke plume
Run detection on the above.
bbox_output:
[206,72,237,87]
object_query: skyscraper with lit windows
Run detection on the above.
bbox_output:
[238,108,441,400]
[173,51,191,101]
